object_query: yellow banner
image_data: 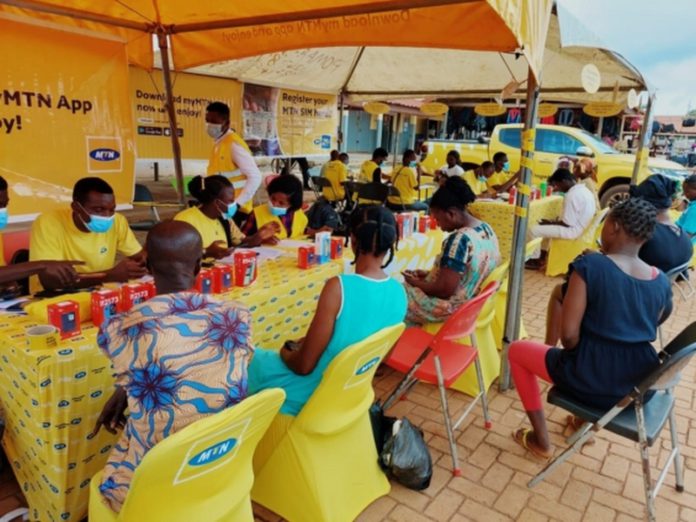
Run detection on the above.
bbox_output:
[0,19,134,219]
[130,67,242,160]
[243,84,337,157]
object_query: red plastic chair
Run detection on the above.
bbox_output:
[382,281,500,476]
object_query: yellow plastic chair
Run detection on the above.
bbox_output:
[88,388,285,522]
[546,208,610,277]
[251,323,405,522]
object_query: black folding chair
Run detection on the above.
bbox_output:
[356,183,389,206]
[665,260,694,301]
[529,321,696,522]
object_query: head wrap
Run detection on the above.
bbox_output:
[629,175,676,210]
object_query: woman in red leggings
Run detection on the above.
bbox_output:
[509,198,673,458]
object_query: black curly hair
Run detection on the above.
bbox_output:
[609,197,657,242]
[267,174,304,211]
[430,175,476,211]
[188,175,231,204]
[349,205,398,268]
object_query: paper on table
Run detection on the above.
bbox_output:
[219,246,290,264]
[0,297,30,310]
[278,239,314,249]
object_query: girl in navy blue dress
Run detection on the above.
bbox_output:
[508,198,672,458]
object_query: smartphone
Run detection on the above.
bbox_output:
[283,340,301,352]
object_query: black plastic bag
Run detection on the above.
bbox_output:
[369,401,396,455]
[379,418,433,490]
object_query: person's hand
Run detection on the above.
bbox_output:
[107,257,148,282]
[538,218,553,225]
[37,260,84,289]
[91,388,127,436]
[258,222,280,241]
[403,271,424,287]
[262,235,280,246]
[205,241,234,260]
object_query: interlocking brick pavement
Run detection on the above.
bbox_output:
[349,270,696,522]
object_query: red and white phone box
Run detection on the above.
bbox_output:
[91,289,120,327]
[121,282,155,312]
[234,251,257,287]
[298,245,316,269]
[195,269,214,294]
[330,237,343,259]
[47,300,81,339]
[211,265,233,293]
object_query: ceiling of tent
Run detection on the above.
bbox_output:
[186,7,646,105]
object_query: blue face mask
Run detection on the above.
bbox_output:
[409,161,418,168]
[478,176,488,183]
[78,203,114,233]
[219,200,237,220]
[268,201,288,217]
[0,208,8,230]
[503,161,510,172]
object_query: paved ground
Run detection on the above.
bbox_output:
[1,177,695,521]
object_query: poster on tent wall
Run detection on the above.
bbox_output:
[242,83,337,157]
[129,67,243,160]
[0,18,134,220]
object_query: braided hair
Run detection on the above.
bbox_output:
[349,206,398,268]
[609,197,657,243]
[188,175,231,204]
[430,175,476,211]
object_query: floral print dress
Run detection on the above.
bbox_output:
[405,222,500,324]
[97,292,253,512]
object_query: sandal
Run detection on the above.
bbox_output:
[512,428,553,459]
[564,415,595,446]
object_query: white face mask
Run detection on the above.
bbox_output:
[206,123,224,139]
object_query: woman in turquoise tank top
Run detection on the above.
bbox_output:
[248,206,407,415]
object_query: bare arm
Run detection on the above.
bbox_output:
[403,266,460,300]
[560,271,587,349]
[280,277,341,375]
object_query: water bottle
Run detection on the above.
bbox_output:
[540,181,547,198]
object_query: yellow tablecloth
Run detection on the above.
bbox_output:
[469,196,563,260]
[0,257,341,522]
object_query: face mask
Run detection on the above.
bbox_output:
[206,123,224,139]
[503,161,510,172]
[268,201,288,217]
[478,176,488,183]
[0,208,8,230]
[80,207,115,234]
[219,201,237,220]
[409,161,417,168]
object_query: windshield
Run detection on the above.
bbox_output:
[578,130,619,154]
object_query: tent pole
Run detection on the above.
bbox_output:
[499,67,540,392]
[157,31,185,206]
[630,93,655,186]
[338,91,345,152]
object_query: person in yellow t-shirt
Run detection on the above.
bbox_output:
[359,147,389,183]
[29,177,146,292]
[463,161,494,196]
[484,152,520,195]
[175,175,280,259]
[244,175,308,240]
[0,176,82,292]
[322,152,349,201]
[387,149,429,212]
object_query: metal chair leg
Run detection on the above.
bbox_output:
[434,355,461,477]
[658,327,664,350]
[473,356,492,429]
[529,425,594,487]
[668,404,685,492]
[383,348,432,410]
[636,402,656,522]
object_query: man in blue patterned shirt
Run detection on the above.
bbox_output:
[91,221,253,512]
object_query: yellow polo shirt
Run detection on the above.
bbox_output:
[463,170,487,195]
[359,160,380,183]
[486,171,510,190]
[174,206,245,249]
[29,208,142,292]
[389,166,418,205]
[322,160,348,201]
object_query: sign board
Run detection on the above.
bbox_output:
[583,102,623,117]
[474,103,506,117]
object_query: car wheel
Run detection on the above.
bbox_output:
[600,183,630,208]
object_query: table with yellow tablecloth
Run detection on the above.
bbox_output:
[469,196,563,260]
[0,257,341,522]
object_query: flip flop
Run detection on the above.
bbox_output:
[512,428,553,460]
[564,415,595,446]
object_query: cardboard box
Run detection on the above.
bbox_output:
[121,283,155,312]
[234,251,257,286]
[298,245,317,269]
[47,301,81,339]
[195,269,214,294]
[91,289,120,327]
[211,265,233,294]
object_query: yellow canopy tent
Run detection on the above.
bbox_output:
[0,0,553,202]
